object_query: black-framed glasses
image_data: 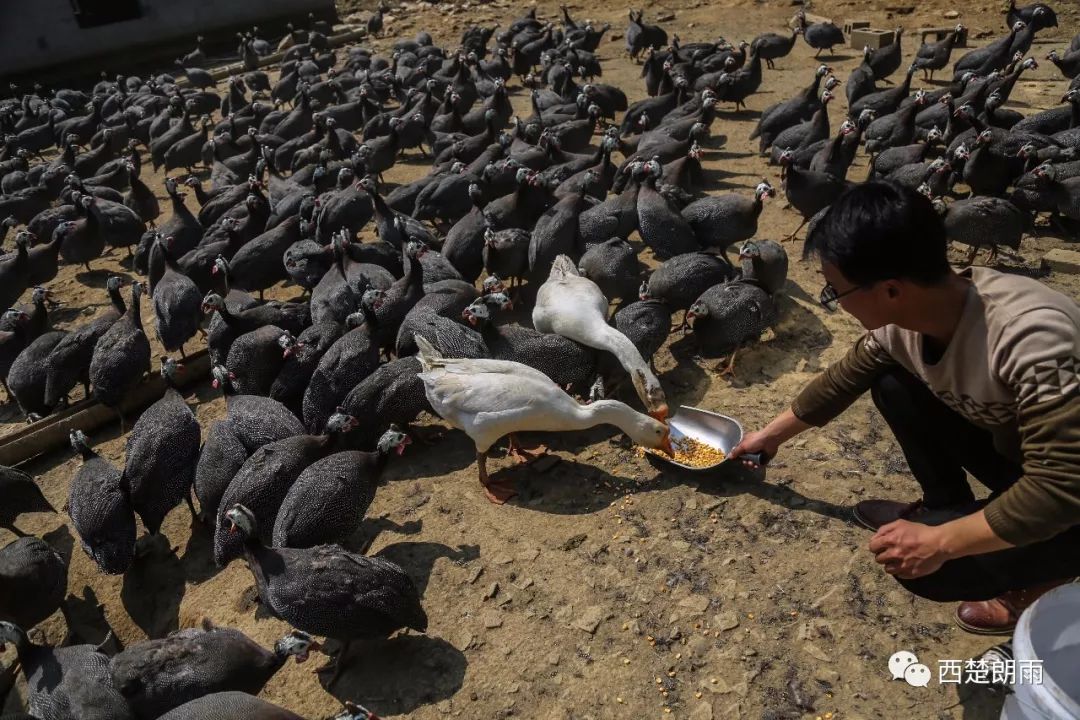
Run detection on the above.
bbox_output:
[819,282,863,312]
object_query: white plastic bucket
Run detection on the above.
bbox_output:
[1000,584,1080,720]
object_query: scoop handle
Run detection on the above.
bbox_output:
[737,451,769,468]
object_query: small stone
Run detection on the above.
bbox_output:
[516,548,540,561]
[815,667,841,684]
[546,651,560,665]
[656,11,675,20]
[714,611,740,631]
[610,33,623,41]
[456,632,474,650]
[671,540,691,552]
[467,565,484,584]
[484,614,503,629]
[943,9,959,18]
[803,642,831,663]
[484,582,499,600]
[573,606,605,634]
[679,595,711,614]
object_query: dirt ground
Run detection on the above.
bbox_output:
[3,0,1080,718]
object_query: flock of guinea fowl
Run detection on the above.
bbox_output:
[0,0,1078,717]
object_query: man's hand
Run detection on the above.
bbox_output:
[869,519,950,579]
[729,408,811,468]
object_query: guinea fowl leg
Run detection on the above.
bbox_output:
[506,433,549,464]
[478,451,516,504]
[784,218,809,242]
[713,350,738,378]
[964,244,979,267]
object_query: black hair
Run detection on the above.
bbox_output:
[803,181,950,286]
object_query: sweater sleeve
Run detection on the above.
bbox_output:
[983,310,1080,546]
[791,333,897,426]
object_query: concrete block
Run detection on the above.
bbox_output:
[1042,248,1080,274]
[844,19,871,34]
[850,28,896,50]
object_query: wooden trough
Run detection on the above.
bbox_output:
[0,350,210,467]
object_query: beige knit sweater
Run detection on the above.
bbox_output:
[792,267,1080,546]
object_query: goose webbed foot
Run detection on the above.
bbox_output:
[478,451,516,504]
[506,433,548,464]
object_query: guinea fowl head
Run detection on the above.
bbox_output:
[485,292,513,311]
[839,119,857,136]
[160,357,183,384]
[823,75,840,92]
[377,425,412,456]
[926,127,944,144]
[361,288,385,312]
[754,179,776,201]
[31,286,53,306]
[1022,57,1038,70]
[1032,162,1057,181]
[913,90,928,107]
[976,129,994,146]
[1048,50,1059,62]
[482,274,505,294]
[462,298,490,326]
[686,299,708,322]
[210,365,236,391]
[325,410,359,434]
[0,621,26,652]
[225,504,257,537]
[274,630,319,663]
[15,229,35,246]
[1062,89,1080,105]
[815,64,832,78]
[68,429,90,454]
[201,292,225,314]
[739,241,761,260]
[953,144,970,161]
[131,280,145,302]
[638,280,652,301]
[1011,21,1025,33]
[335,701,381,720]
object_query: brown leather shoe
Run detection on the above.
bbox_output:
[955,580,1075,635]
[853,499,925,531]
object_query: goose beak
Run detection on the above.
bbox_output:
[649,406,669,423]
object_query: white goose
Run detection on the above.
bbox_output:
[532,255,668,418]
[416,336,673,504]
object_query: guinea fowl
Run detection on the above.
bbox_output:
[681,180,775,258]
[152,237,202,357]
[850,63,917,119]
[869,127,944,178]
[224,215,303,301]
[213,411,359,566]
[1007,0,1058,30]
[8,326,68,421]
[797,10,845,57]
[0,465,54,536]
[136,178,202,274]
[688,280,778,375]
[751,64,832,153]
[636,159,700,258]
[865,27,903,80]
[0,537,66,631]
[626,10,668,61]
[528,188,586,283]
[109,622,316,720]
[222,323,289,398]
[932,195,1026,264]
[534,256,667,418]
[597,299,671,387]
[1046,48,1080,80]
[577,237,640,303]
[225,503,427,683]
[272,426,409,549]
[303,309,380,432]
[779,149,849,240]
[639,251,735,329]
[0,233,30,311]
[68,430,136,574]
[961,128,1025,196]
[338,356,431,452]
[89,281,151,426]
[483,227,531,290]
[955,22,1024,79]
[155,691,305,720]
[0,621,135,720]
[43,276,125,410]
[123,358,200,536]
[751,28,801,69]
[915,26,967,79]
[739,240,789,295]
[769,90,835,166]
[195,365,306,520]
[366,241,428,354]
[865,91,929,154]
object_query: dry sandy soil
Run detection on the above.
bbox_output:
[3,0,1080,718]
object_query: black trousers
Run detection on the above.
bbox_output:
[869,367,1080,602]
